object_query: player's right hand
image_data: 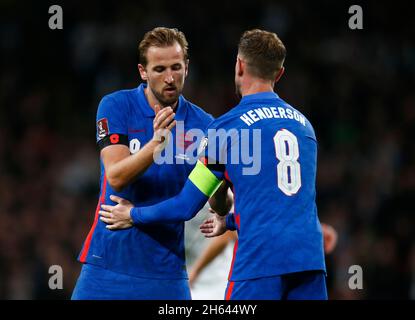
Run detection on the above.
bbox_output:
[199,208,227,238]
[152,105,176,157]
[152,104,176,140]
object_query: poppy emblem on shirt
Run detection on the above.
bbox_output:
[110,134,119,144]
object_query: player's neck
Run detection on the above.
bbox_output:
[240,78,275,97]
[144,87,178,112]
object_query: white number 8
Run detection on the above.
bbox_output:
[273,129,301,196]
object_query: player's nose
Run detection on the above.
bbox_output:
[164,72,174,84]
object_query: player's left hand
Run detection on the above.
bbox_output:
[99,195,134,230]
[199,208,227,238]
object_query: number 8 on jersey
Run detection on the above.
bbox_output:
[273,129,302,196]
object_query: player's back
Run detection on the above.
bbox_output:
[209,91,325,281]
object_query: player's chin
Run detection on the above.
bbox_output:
[161,95,179,106]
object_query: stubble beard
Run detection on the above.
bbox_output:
[150,86,181,108]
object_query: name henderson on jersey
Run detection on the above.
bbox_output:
[239,106,306,127]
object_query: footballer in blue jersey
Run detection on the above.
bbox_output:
[71,28,232,300]
[100,29,327,300]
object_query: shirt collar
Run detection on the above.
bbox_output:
[137,83,187,121]
[240,91,279,104]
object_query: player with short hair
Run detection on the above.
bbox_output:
[72,27,231,300]
[100,29,327,300]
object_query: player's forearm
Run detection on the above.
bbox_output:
[106,140,160,191]
[131,179,209,224]
[208,186,233,216]
[130,160,224,224]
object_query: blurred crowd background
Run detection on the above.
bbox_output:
[0,1,414,299]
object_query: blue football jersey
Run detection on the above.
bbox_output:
[78,83,214,279]
[205,91,325,281]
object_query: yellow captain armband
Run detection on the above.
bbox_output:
[188,161,223,197]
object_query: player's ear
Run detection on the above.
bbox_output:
[237,57,244,76]
[275,67,285,83]
[184,59,189,78]
[138,64,148,81]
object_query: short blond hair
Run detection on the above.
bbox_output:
[139,27,189,66]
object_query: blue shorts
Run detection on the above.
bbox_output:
[71,263,191,300]
[225,271,327,300]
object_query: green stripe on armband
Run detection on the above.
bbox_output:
[189,161,223,197]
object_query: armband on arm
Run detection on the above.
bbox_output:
[97,133,129,151]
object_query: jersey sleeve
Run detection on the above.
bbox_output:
[225,213,237,231]
[130,161,225,224]
[198,121,229,174]
[96,95,129,150]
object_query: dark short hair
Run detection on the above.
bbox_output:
[139,27,189,66]
[238,29,286,80]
